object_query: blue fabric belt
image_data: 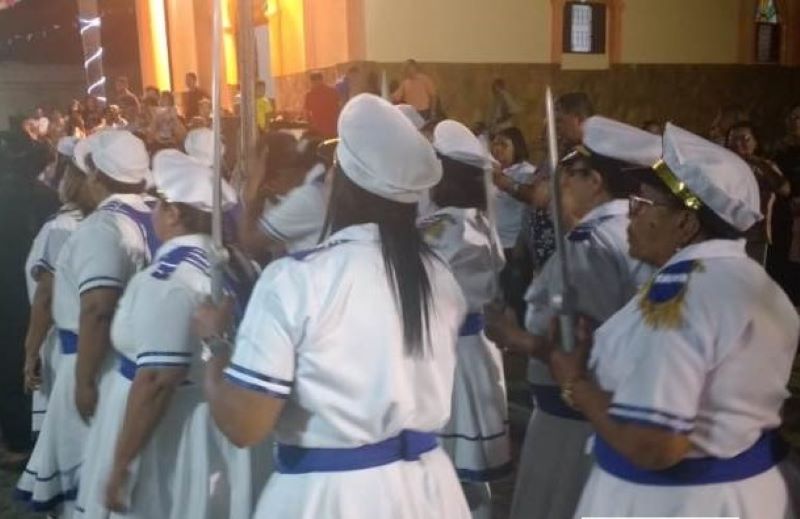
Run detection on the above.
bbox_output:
[595,430,788,486]
[275,430,438,474]
[118,354,137,381]
[530,384,586,421]
[58,329,78,355]
[459,312,485,336]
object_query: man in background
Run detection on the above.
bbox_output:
[304,72,339,139]
[256,80,274,134]
[391,59,437,121]
[182,72,209,120]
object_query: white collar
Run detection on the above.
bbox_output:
[324,223,381,245]
[153,233,214,263]
[97,192,147,210]
[665,239,747,265]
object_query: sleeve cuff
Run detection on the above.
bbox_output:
[609,403,695,434]
[136,351,193,368]
[78,276,124,293]
[223,363,292,399]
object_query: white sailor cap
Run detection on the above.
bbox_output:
[57,136,77,157]
[184,128,224,167]
[88,130,150,185]
[397,104,426,130]
[582,116,662,167]
[433,119,498,172]
[152,149,237,213]
[658,123,761,232]
[336,94,441,203]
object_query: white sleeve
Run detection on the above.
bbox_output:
[73,221,137,294]
[524,256,557,336]
[224,259,310,399]
[134,285,196,369]
[608,323,707,434]
[37,227,73,274]
[259,185,324,246]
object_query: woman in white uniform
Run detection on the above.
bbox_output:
[488,116,659,519]
[23,137,94,438]
[193,93,471,518]
[551,123,800,518]
[16,130,155,516]
[73,150,241,518]
[419,120,509,519]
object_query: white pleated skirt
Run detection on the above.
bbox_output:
[16,352,86,514]
[440,332,511,482]
[32,328,62,434]
[575,458,800,519]
[74,361,130,519]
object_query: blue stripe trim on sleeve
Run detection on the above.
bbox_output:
[224,372,290,399]
[226,362,293,387]
[78,276,123,291]
[137,361,192,369]
[609,413,694,434]
[609,403,695,425]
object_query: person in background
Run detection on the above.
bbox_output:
[490,127,536,322]
[23,137,95,448]
[103,105,128,130]
[421,120,509,519]
[304,71,340,139]
[192,93,471,519]
[709,104,749,147]
[181,72,209,120]
[83,95,104,129]
[486,79,521,134]
[113,77,140,113]
[48,109,67,142]
[256,80,274,134]
[0,133,58,470]
[33,107,49,139]
[148,91,187,152]
[772,103,800,305]
[392,59,437,121]
[554,123,799,519]
[726,121,790,265]
[142,86,160,105]
[16,130,156,516]
[489,117,659,519]
[335,65,362,104]
[239,132,331,263]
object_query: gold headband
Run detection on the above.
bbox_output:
[651,160,702,210]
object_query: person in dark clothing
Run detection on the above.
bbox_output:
[772,104,800,305]
[181,72,209,120]
[0,132,59,469]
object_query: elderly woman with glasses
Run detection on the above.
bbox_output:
[551,123,800,518]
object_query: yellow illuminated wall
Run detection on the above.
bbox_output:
[135,0,172,90]
[269,0,307,76]
[361,0,550,63]
[622,0,740,63]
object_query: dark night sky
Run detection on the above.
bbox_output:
[0,0,141,85]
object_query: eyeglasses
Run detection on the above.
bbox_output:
[628,194,678,214]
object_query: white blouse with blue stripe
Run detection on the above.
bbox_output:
[225,223,467,449]
[590,239,799,459]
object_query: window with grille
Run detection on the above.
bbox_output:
[563,2,607,54]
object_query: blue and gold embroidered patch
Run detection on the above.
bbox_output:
[638,259,703,329]
[420,214,456,241]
